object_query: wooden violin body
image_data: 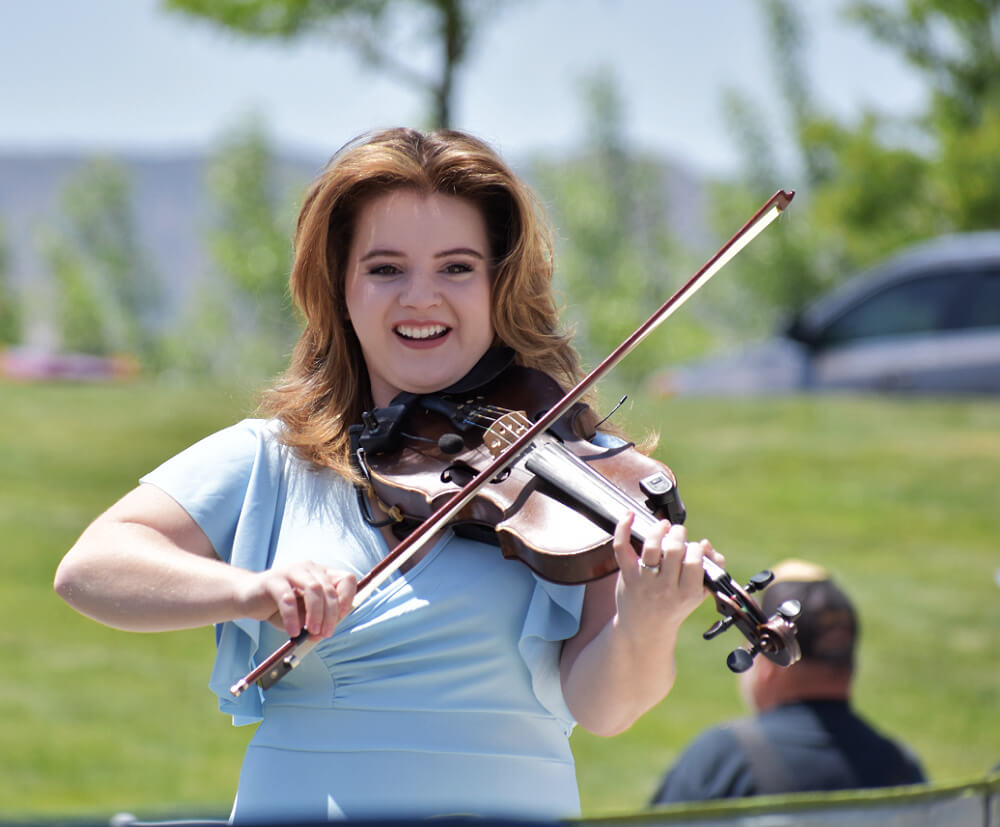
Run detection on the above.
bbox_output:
[353,360,800,671]
[356,364,681,584]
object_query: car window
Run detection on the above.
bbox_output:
[819,272,967,345]
[962,266,1000,328]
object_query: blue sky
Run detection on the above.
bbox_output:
[1,0,922,175]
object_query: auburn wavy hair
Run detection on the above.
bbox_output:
[260,127,600,481]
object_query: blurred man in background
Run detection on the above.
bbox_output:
[651,560,926,803]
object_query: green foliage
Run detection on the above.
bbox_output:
[2,381,997,819]
[163,0,506,127]
[703,178,836,343]
[936,98,1000,230]
[694,0,841,336]
[37,158,163,366]
[821,0,1000,245]
[0,220,22,345]
[206,121,295,311]
[165,0,350,36]
[162,118,303,382]
[532,72,714,385]
[707,0,1000,339]
[40,237,108,354]
[804,114,942,265]
[846,0,1000,135]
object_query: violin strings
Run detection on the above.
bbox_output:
[400,404,511,446]
[399,402,524,448]
[459,403,513,431]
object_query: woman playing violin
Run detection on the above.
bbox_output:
[54,127,723,822]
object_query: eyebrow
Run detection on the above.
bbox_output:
[437,247,485,259]
[359,247,485,261]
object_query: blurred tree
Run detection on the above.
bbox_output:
[40,235,107,355]
[847,0,1000,135]
[164,0,515,127]
[531,71,711,388]
[164,118,302,380]
[0,221,22,345]
[692,0,851,342]
[705,0,1000,339]
[846,0,1000,231]
[38,159,162,364]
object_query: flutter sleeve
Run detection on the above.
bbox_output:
[139,418,285,725]
[518,578,586,736]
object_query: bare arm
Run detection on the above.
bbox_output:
[559,517,718,736]
[54,483,355,638]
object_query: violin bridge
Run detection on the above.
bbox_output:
[484,411,532,458]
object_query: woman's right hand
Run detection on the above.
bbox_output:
[55,483,357,637]
[238,562,357,640]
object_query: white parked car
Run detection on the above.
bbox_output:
[650,232,1000,395]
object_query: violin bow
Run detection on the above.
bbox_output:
[230,189,795,697]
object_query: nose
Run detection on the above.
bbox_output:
[399,270,441,309]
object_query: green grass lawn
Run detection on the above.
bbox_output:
[2,380,997,820]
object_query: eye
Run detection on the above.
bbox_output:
[443,262,475,275]
[367,263,402,277]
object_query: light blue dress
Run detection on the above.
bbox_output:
[140,419,587,822]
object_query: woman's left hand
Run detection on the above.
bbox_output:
[611,513,724,642]
[560,512,726,736]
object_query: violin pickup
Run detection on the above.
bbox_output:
[638,472,686,524]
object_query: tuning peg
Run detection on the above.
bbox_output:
[745,570,774,594]
[726,647,756,673]
[703,616,734,640]
[776,599,801,620]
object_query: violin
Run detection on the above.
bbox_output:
[230,189,800,697]
[356,358,802,665]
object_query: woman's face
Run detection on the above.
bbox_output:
[344,189,495,408]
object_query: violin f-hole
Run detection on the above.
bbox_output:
[441,461,511,487]
[441,462,477,486]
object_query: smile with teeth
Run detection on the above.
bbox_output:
[394,324,450,340]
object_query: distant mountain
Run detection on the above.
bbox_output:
[0,147,711,347]
[0,150,325,344]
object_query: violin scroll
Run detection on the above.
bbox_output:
[701,561,801,672]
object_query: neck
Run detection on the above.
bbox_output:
[754,660,852,712]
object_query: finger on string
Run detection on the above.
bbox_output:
[679,538,706,591]
[612,511,637,574]
[652,523,686,576]
[702,539,726,569]
[635,519,669,579]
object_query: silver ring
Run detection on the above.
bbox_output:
[638,559,662,575]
